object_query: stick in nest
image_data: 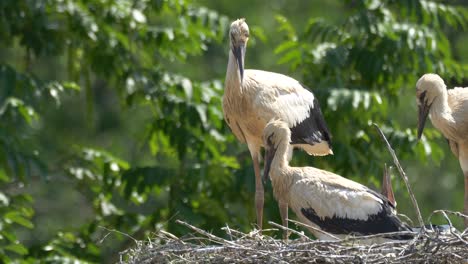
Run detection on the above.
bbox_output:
[268,221,311,241]
[175,219,242,248]
[373,123,425,228]
[287,219,341,240]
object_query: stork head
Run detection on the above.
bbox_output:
[229,18,249,82]
[263,119,290,182]
[416,73,446,139]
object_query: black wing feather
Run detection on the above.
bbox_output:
[300,197,412,240]
[290,95,332,147]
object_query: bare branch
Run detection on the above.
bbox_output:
[373,123,425,228]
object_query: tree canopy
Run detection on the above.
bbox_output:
[0,0,467,262]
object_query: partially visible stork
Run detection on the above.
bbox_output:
[262,120,411,241]
[416,73,468,228]
[223,18,333,230]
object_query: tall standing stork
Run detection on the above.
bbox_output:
[262,120,411,241]
[416,73,468,227]
[223,18,333,230]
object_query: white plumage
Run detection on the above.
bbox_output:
[262,119,411,241]
[290,177,383,221]
[223,18,333,230]
[251,70,316,127]
[416,73,468,227]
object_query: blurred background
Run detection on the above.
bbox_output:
[0,0,467,262]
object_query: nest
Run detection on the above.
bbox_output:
[119,212,468,264]
[119,126,468,263]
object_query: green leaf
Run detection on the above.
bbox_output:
[181,78,193,100]
[17,105,38,125]
[0,169,8,182]
[4,212,34,229]
[62,82,81,91]
[251,26,267,43]
[277,49,301,65]
[274,40,298,54]
[4,243,28,255]
[1,230,16,242]
[0,191,9,206]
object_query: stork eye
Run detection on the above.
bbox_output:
[267,133,274,145]
[420,90,427,104]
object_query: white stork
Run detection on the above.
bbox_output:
[223,19,333,230]
[262,119,412,241]
[416,73,468,227]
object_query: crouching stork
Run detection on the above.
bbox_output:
[223,18,333,230]
[262,119,412,241]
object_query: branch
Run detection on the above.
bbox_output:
[268,221,312,241]
[288,219,341,240]
[373,123,425,228]
[176,219,248,248]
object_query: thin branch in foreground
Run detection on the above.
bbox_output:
[373,123,425,228]
[267,221,311,241]
[98,226,138,245]
[288,219,340,240]
[175,219,248,249]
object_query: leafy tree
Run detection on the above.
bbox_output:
[0,0,239,262]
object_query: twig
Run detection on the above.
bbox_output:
[429,210,468,246]
[397,213,414,226]
[268,221,311,241]
[176,219,248,249]
[373,123,425,228]
[98,226,138,245]
[288,219,340,240]
[159,230,184,244]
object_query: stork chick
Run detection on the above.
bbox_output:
[223,18,332,230]
[416,73,468,228]
[263,120,411,241]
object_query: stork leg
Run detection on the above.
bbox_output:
[252,152,264,231]
[459,145,468,228]
[279,201,289,240]
[464,172,468,228]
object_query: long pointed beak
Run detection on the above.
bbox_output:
[263,146,277,183]
[382,165,396,208]
[232,43,245,82]
[417,102,430,140]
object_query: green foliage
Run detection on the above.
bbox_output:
[275,0,466,175]
[0,0,237,262]
[0,62,71,262]
[0,0,466,262]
